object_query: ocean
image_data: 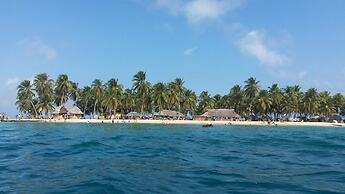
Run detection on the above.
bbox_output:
[1,123,345,193]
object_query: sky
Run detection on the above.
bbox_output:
[1,0,345,115]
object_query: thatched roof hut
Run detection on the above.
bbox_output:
[68,106,83,115]
[52,106,68,115]
[201,109,240,120]
[126,112,141,118]
[156,110,184,118]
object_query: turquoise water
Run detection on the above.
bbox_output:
[1,123,345,194]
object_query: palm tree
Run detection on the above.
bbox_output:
[255,90,272,117]
[122,89,135,113]
[77,86,93,115]
[33,73,54,100]
[197,91,214,114]
[36,98,54,116]
[332,93,344,114]
[318,91,334,116]
[244,77,260,115]
[268,84,283,120]
[54,74,73,106]
[103,78,123,115]
[91,79,104,116]
[16,80,38,117]
[69,82,80,102]
[302,88,319,117]
[228,85,246,116]
[132,71,150,113]
[152,82,167,112]
[33,73,54,116]
[182,89,197,114]
[213,94,223,109]
[171,78,184,113]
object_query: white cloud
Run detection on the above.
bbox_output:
[156,0,242,25]
[183,47,198,56]
[18,37,57,61]
[5,77,20,89]
[238,30,288,67]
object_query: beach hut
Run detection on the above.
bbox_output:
[155,110,185,120]
[52,106,68,119]
[126,112,141,119]
[68,106,83,119]
[200,109,241,121]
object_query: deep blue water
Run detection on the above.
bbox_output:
[1,123,345,194]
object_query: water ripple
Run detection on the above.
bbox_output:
[1,123,345,193]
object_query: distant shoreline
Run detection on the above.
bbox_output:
[4,119,345,127]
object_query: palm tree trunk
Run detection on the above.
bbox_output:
[93,100,98,118]
[60,92,64,106]
[141,96,144,113]
[83,101,88,115]
[31,101,38,118]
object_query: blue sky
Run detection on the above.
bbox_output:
[1,0,345,115]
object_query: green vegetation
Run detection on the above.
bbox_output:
[16,72,345,119]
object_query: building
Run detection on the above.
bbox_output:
[68,106,84,119]
[52,105,83,119]
[154,110,185,120]
[52,106,69,119]
[198,109,241,121]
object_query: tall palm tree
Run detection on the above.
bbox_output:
[132,71,150,113]
[16,80,38,117]
[228,85,245,116]
[197,91,214,114]
[103,78,123,114]
[122,89,135,113]
[268,84,283,120]
[332,93,344,114]
[244,77,260,115]
[33,73,54,100]
[152,82,167,112]
[171,78,184,113]
[77,86,93,115]
[255,90,272,117]
[69,82,80,102]
[182,89,197,114]
[33,73,54,116]
[213,94,223,109]
[54,74,73,106]
[318,91,334,116]
[302,88,319,117]
[91,79,104,115]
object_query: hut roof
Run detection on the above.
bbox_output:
[158,110,184,117]
[201,109,240,118]
[126,112,141,117]
[52,106,68,115]
[68,106,83,115]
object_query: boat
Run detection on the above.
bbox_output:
[202,124,213,128]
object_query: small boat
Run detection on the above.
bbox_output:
[202,124,213,128]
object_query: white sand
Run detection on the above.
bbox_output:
[16,118,345,127]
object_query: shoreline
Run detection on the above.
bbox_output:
[5,119,345,127]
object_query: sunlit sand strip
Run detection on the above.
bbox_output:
[13,119,345,127]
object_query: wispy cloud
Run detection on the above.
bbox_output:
[5,77,20,89]
[238,30,288,67]
[156,0,243,25]
[183,47,198,56]
[18,37,57,61]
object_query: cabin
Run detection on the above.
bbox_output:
[198,109,241,121]
[52,106,69,119]
[154,110,185,120]
[126,112,141,119]
[68,106,83,119]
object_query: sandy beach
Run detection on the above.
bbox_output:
[10,118,345,127]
